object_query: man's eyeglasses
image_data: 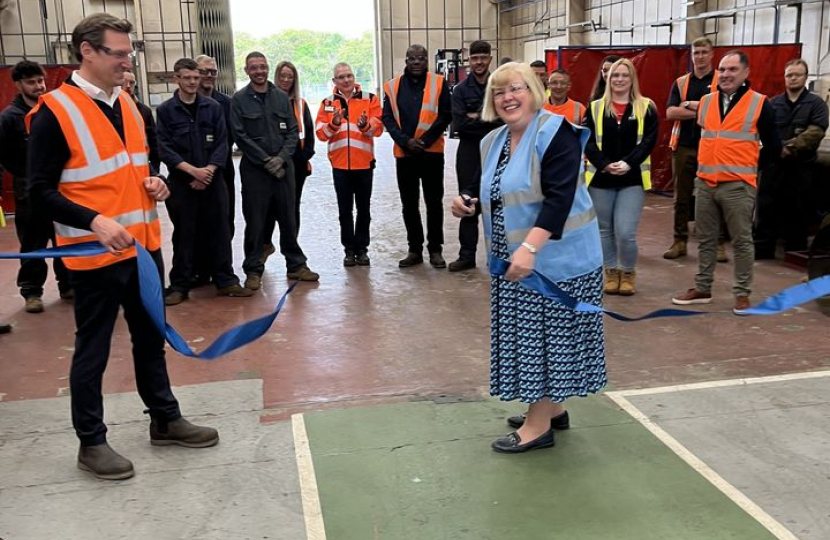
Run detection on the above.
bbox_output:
[493,83,529,100]
[198,68,218,76]
[334,73,355,80]
[98,45,135,61]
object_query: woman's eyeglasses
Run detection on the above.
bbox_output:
[493,84,529,100]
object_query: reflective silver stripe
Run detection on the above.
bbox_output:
[481,201,491,214]
[55,208,159,239]
[700,130,759,141]
[698,94,713,127]
[698,164,757,175]
[503,190,544,207]
[640,163,650,172]
[131,152,149,166]
[329,139,373,152]
[572,101,580,123]
[121,95,143,129]
[60,151,131,182]
[423,73,439,112]
[385,78,400,125]
[742,92,763,134]
[480,131,498,171]
[417,122,432,131]
[677,74,690,100]
[505,208,597,243]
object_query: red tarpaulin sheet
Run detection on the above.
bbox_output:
[0,65,76,214]
[546,44,803,192]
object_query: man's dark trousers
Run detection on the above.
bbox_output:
[755,161,812,253]
[395,153,444,253]
[455,138,482,261]
[240,159,307,275]
[333,168,373,254]
[14,180,70,298]
[70,251,180,446]
[166,176,238,292]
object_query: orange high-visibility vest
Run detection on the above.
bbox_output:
[315,86,383,170]
[669,70,718,151]
[28,84,161,270]
[696,89,765,188]
[543,98,585,125]
[292,97,313,173]
[383,72,445,158]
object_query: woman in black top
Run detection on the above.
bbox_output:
[584,58,658,296]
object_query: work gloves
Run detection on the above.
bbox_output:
[264,156,286,179]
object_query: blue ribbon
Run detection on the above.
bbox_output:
[0,242,296,359]
[489,257,830,321]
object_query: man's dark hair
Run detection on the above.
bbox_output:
[174,57,199,73]
[469,40,491,56]
[530,60,546,69]
[12,60,45,82]
[245,51,266,65]
[406,44,427,58]
[71,13,133,63]
[722,49,749,68]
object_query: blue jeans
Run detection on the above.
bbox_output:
[588,186,645,271]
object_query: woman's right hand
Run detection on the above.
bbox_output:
[451,195,478,218]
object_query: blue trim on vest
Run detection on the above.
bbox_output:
[480,110,603,283]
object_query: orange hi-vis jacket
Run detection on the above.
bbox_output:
[669,70,718,151]
[315,85,383,170]
[696,88,765,188]
[543,98,585,125]
[27,84,160,270]
[383,72,445,158]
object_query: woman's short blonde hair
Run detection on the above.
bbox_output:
[482,62,546,122]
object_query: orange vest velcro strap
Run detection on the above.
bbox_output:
[385,73,445,158]
[43,84,160,270]
[696,89,764,187]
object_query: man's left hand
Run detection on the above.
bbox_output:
[144,176,170,201]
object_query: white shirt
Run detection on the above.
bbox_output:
[71,71,122,108]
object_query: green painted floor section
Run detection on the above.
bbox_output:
[303,397,777,540]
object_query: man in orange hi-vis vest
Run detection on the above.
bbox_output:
[671,50,781,315]
[664,37,729,262]
[28,13,218,481]
[382,44,452,269]
[542,69,586,125]
[316,62,383,267]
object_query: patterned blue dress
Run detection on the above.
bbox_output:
[489,136,607,403]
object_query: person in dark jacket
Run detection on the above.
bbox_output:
[0,60,72,313]
[584,58,658,296]
[121,70,160,171]
[449,40,501,272]
[261,60,316,262]
[382,44,453,268]
[156,58,254,305]
[231,51,318,288]
[755,58,829,257]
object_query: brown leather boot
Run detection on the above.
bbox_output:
[150,417,219,448]
[618,271,636,296]
[77,443,135,480]
[603,268,620,294]
[662,240,687,259]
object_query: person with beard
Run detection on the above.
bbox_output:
[27,14,218,480]
[382,44,452,268]
[315,62,382,266]
[448,40,501,272]
[156,57,254,305]
[0,60,72,313]
[754,59,828,258]
[231,52,318,288]
[121,70,160,171]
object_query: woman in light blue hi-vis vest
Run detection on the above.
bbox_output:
[451,62,606,454]
[584,58,658,297]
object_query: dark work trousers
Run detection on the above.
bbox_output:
[240,159,307,275]
[395,153,445,254]
[264,160,310,243]
[14,187,70,298]
[193,154,236,284]
[755,161,812,254]
[165,176,238,293]
[455,139,483,261]
[69,251,181,446]
[333,168,373,254]
[224,154,236,236]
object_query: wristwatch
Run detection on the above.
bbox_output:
[682,101,690,109]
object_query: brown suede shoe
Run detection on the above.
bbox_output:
[733,295,751,315]
[150,417,219,448]
[217,284,255,297]
[25,296,44,313]
[663,240,687,259]
[286,265,320,281]
[77,443,135,480]
[245,273,262,290]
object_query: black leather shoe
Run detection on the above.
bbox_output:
[0,324,11,334]
[507,410,570,430]
[429,252,447,268]
[343,252,356,267]
[355,251,370,266]
[491,429,555,453]
[398,252,424,268]
[448,258,476,272]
